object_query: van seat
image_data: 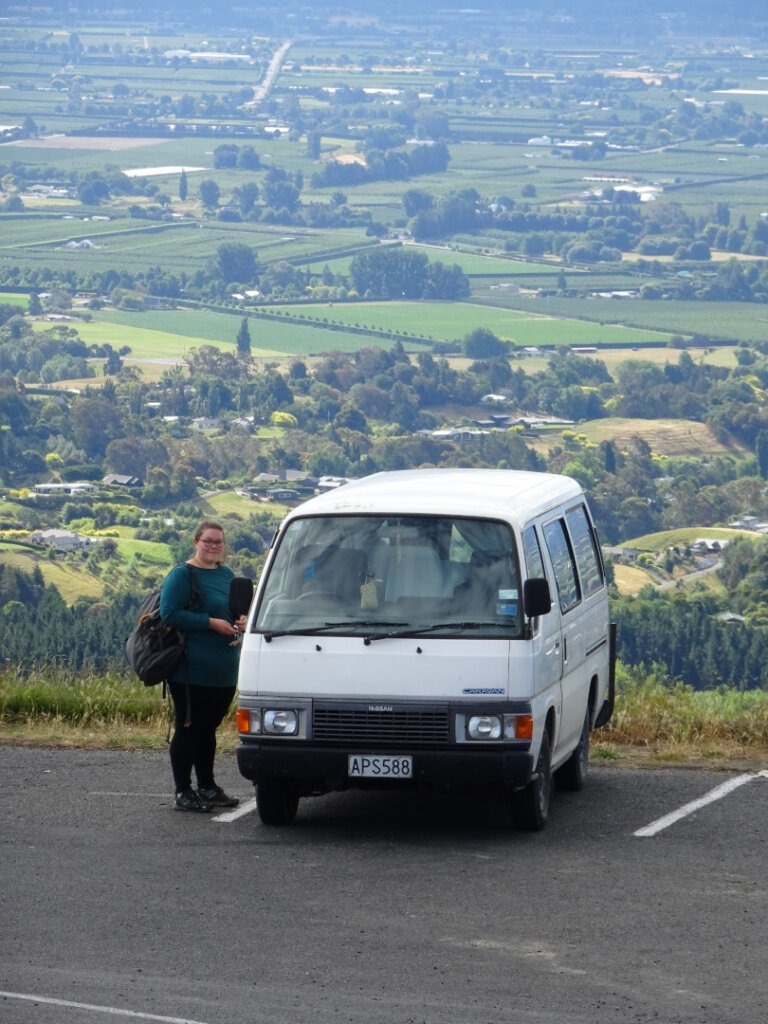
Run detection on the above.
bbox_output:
[292,546,367,603]
[384,544,452,602]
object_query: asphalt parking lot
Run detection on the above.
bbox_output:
[1,745,767,1024]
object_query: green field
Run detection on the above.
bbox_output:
[257,300,675,347]
[300,246,564,278]
[628,527,757,553]
[4,6,768,359]
[49,301,673,359]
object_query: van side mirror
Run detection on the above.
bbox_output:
[523,577,551,618]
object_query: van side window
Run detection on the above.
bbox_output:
[523,525,545,579]
[542,518,580,613]
[566,504,604,598]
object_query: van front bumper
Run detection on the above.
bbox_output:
[237,741,533,793]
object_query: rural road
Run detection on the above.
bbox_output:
[247,40,292,109]
[1,745,767,1024]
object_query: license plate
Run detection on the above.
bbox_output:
[348,754,413,779]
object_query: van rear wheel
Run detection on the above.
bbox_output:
[555,708,590,792]
[512,730,552,831]
[256,781,299,825]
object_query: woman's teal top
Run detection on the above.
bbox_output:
[159,562,239,688]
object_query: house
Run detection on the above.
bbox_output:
[266,488,300,501]
[603,546,640,564]
[34,482,96,496]
[715,612,746,624]
[102,474,141,487]
[691,538,726,555]
[728,515,768,532]
[419,428,490,442]
[28,529,97,552]
[315,475,352,493]
[253,470,315,486]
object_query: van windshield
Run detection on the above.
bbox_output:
[254,514,523,639]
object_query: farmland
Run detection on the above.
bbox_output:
[5,2,768,701]
[1,1,768,352]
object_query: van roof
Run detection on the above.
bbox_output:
[287,469,584,523]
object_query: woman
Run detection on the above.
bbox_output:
[160,520,246,813]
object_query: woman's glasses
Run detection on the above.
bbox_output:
[199,538,224,547]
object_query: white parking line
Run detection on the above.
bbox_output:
[634,770,768,837]
[212,796,258,822]
[0,990,211,1023]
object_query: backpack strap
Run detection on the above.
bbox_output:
[181,564,201,729]
[185,563,201,609]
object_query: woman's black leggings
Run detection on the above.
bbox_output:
[167,682,236,792]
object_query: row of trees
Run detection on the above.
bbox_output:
[5,491,768,687]
[614,588,768,691]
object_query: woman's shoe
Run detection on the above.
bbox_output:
[175,788,214,813]
[197,784,239,808]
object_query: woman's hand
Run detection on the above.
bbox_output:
[210,617,238,636]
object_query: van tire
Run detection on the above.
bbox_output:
[555,708,590,792]
[256,781,299,825]
[512,730,551,831]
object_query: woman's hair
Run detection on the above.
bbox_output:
[193,520,226,542]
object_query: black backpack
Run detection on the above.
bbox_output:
[125,565,200,686]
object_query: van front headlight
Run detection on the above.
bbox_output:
[466,714,502,741]
[237,707,301,736]
[463,713,534,742]
[263,708,299,735]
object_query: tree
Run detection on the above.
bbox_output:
[756,430,768,480]
[462,328,507,359]
[215,242,257,285]
[237,146,261,170]
[199,179,220,209]
[306,132,321,159]
[403,188,434,218]
[234,182,259,215]
[105,437,168,479]
[263,177,300,214]
[236,317,252,358]
[179,169,188,202]
[214,144,239,169]
[349,247,430,298]
[70,396,125,459]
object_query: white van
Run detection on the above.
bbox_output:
[235,468,615,830]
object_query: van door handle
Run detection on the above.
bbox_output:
[562,637,567,662]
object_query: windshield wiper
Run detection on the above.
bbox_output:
[363,621,495,644]
[263,620,407,642]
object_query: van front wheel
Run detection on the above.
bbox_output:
[256,781,299,826]
[512,730,552,831]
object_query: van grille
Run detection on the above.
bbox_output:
[312,705,450,746]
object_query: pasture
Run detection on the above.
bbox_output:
[0,544,105,601]
[34,300,674,368]
[628,527,758,553]
[528,418,749,460]
[255,300,675,347]
[3,6,768,368]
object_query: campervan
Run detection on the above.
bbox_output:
[235,469,614,830]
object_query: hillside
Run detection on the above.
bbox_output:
[531,418,748,459]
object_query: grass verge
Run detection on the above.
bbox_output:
[1,665,766,769]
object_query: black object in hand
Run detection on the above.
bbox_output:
[229,576,255,619]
